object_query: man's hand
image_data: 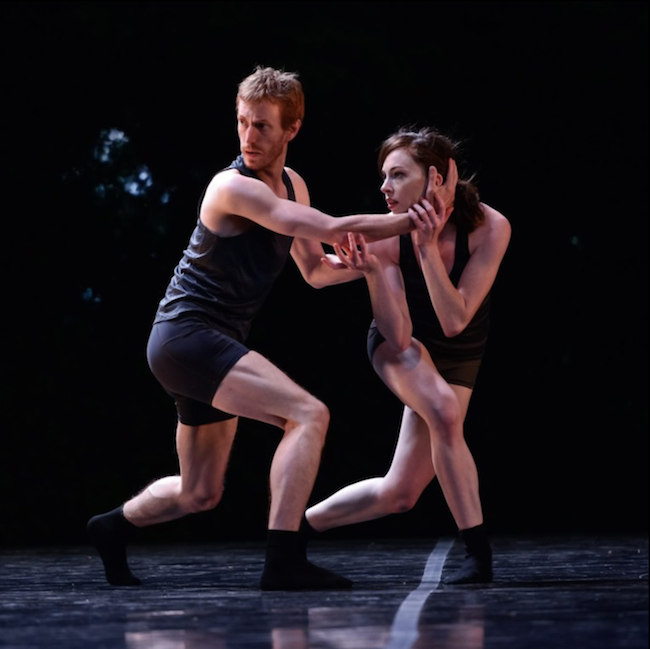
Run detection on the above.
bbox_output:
[409,191,449,247]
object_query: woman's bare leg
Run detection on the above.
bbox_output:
[372,340,483,531]
[307,407,434,531]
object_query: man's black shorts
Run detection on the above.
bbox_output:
[147,315,250,426]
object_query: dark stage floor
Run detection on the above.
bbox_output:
[0,534,647,648]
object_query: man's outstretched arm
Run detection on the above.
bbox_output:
[204,172,419,245]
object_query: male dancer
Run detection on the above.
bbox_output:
[87,66,427,590]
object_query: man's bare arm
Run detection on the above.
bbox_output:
[204,172,417,245]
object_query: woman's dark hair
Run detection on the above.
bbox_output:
[378,127,484,232]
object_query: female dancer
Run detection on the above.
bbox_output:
[299,127,511,584]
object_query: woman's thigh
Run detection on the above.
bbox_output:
[372,339,457,420]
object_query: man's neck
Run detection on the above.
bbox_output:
[254,157,288,198]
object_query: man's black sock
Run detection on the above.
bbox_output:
[87,506,141,586]
[260,529,352,591]
[443,523,493,585]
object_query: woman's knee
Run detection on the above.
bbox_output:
[428,392,463,443]
[378,481,423,515]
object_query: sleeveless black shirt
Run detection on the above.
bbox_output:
[153,156,295,342]
[400,228,490,360]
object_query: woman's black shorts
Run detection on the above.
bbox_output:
[147,315,250,426]
[367,323,482,390]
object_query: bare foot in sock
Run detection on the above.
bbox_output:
[443,555,493,585]
[87,508,141,586]
[260,558,353,591]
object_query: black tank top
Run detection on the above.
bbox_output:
[400,228,490,360]
[153,155,295,342]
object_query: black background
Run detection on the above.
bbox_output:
[1,1,647,546]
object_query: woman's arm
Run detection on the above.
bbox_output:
[284,169,365,288]
[334,235,412,352]
[290,238,364,288]
[412,198,512,337]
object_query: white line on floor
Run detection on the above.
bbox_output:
[385,537,454,649]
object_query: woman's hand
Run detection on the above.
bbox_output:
[320,253,349,270]
[331,233,380,274]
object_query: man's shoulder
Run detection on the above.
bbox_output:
[200,169,270,235]
[211,166,242,183]
[206,167,254,195]
[201,168,263,216]
[284,166,306,185]
[284,167,309,205]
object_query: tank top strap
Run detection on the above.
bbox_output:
[228,155,296,201]
[449,227,470,286]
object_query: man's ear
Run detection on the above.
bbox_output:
[286,119,302,141]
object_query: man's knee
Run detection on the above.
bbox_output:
[311,398,330,433]
[182,484,224,514]
[291,395,330,438]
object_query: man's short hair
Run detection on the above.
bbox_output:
[237,66,305,129]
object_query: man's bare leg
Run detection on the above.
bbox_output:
[211,351,352,589]
[87,419,237,585]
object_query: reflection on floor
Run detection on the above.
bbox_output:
[0,535,647,648]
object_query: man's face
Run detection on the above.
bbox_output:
[380,149,428,214]
[236,99,294,171]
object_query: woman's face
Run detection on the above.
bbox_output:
[380,148,427,214]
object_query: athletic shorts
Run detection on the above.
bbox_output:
[146,315,250,426]
[367,324,482,390]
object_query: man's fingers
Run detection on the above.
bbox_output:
[448,158,459,185]
[426,166,438,200]
[409,207,426,228]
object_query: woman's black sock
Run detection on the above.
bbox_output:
[443,523,493,585]
[87,506,141,586]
